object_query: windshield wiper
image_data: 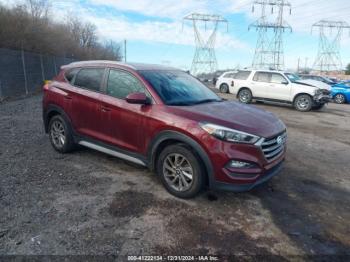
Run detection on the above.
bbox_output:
[167,101,193,106]
[191,99,223,105]
[167,98,222,106]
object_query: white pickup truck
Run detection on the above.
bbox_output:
[215,70,332,111]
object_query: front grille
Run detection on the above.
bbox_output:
[261,132,287,162]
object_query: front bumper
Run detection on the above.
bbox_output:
[313,94,332,103]
[211,160,284,192]
[198,127,286,192]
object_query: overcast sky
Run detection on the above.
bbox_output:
[1,0,350,70]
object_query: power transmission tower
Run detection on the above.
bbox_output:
[312,20,350,73]
[249,0,292,70]
[183,13,228,76]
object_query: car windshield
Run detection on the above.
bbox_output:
[285,73,301,82]
[139,70,222,106]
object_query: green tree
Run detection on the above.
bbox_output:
[346,63,350,75]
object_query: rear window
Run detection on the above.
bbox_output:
[223,72,236,78]
[234,71,251,80]
[65,68,80,83]
[74,68,105,92]
[253,72,270,82]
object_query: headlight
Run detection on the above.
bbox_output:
[314,89,322,95]
[200,123,260,144]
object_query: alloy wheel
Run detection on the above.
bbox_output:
[162,153,193,192]
[297,97,310,110]
[50,119,66,149]
[335,94,345,104]
[239,90,251,103]
[220,84,228,93]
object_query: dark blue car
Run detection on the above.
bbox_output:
[331,82,350,104]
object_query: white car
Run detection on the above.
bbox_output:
[215,71,237,93]
[215,70,332,111]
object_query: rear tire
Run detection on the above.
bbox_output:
[294,94,312,112]
[238,88,252,104]
[334,94,346,104]
[156,144,204,199]
[49,115,75,153]
[219,83,229,93]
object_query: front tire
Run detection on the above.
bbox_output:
[219,83,229,93]
[312,103,325,110]
[49,115,75,153]
[238,88,252,104]
[156,144,204,199]
[334,94,346,104]
[294,94,312,112]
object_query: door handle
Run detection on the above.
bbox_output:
[101,106,111,112]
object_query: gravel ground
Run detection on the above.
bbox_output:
[0,93,349,260]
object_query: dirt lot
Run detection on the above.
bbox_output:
[0,93,349,260]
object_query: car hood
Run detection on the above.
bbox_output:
[170,101,286,138]
[294,79,331,91]
[333,84,350,89]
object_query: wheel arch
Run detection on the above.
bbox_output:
[44,104,73,134]
[292,92,313,104]
[147,130,214,187]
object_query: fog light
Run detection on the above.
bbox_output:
[228,160,255,169]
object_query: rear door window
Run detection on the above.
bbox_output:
[74,68,105,92]
[253,72,270,83]
[234,71,251,80]
[107,69,145,99]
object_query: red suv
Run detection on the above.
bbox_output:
[43,61,287,198]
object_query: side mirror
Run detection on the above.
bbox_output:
[282,81,289,85]
[126,92,150,105]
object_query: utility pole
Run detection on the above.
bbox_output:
[183,13,228,76]
[124,39,127,63]
[312,20,350,73]
[297,57,300,73]
[304,57,308,73]
[21,48,28,95]
[249,0,292,70]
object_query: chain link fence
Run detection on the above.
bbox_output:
[0,48,75,99]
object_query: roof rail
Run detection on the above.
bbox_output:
[61,60,136,70]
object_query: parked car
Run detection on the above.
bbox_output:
[298,74,337,85]
[215,71,238,93]
[43,61,287,198]
[216,69,332,112]
[331,82,350,104]
[328,77,339,84]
